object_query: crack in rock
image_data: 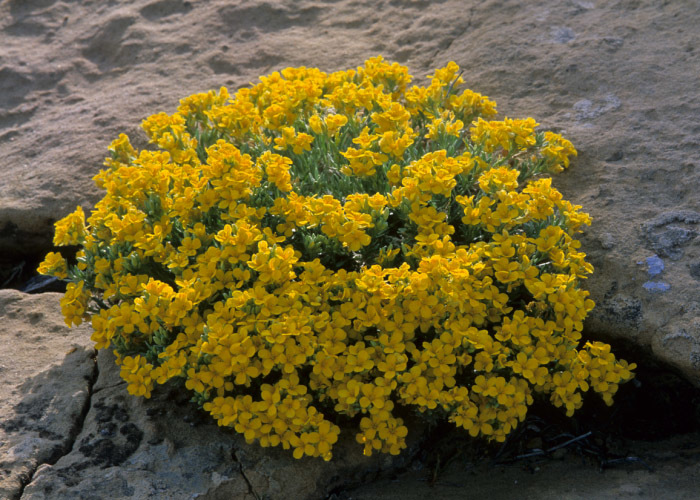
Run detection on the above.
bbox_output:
[231,448,261,500]
[17,352,99,499]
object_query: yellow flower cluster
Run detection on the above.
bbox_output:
[40,56,635,460]
[37,251,68,279]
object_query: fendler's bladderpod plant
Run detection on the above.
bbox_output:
[39,56,635,461]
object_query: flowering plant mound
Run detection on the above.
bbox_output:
[39,57,635,461]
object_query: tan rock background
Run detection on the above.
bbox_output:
[1,0,699,498]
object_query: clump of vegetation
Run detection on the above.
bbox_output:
[39,56,635,461]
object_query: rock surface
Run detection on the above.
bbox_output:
[20,350,419,500]
[0,290,95,500]
[1,0,699,498]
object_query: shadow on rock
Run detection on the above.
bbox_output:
[20,350,426,500]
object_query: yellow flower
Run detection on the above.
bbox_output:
[542,131,577,172]
[378,129,414,157]
[120,355,155,398]
[37,251,68,279]
[352,127,378,148]
[53,206,87,246]
[308,114,323,134]
[325,114,348,136]
[60,280,89,326]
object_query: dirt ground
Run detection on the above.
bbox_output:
[337,361,700,499]
[340,435,700,500]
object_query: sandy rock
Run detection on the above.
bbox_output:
[0,290,95,500]
[21,350,419,500]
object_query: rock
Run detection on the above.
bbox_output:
[0,290,95,500]
[21,350,253,500]
[21,350,421,500]
[642,211,699,261]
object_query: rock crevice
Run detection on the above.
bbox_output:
[17,352,99,499]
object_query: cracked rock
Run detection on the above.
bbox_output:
[21,350,251,500]
[0,290,95,500]
[21,350,421,500]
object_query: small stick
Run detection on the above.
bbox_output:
[601,456,654,472]
[546,431,592,453]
